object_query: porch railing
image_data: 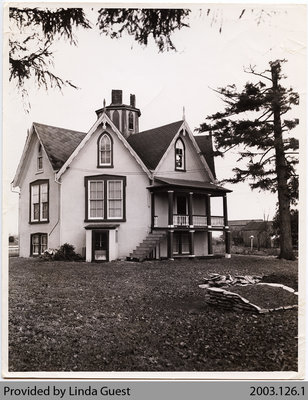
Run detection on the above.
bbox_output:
[211,216,224,226]
[154,214,225,227]
[193,215,207,226]
[173,214,189,226]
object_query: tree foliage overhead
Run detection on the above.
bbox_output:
[9,7,91,90]
[9,6,277,93]
[198,61,299,202]
[97,8,190,52]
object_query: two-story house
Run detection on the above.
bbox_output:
[12,90,231,262]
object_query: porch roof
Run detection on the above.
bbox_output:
[148,177,232,195]
[84,224,120,230]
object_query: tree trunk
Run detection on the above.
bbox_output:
[271,62,295,260]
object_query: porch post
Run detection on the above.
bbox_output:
[223,194,229,228]
[225,230,231,258]
[167,230,174,260]
[189,229,195,257]
[168,190,174,227]
[205,194,211,227]
[208,231,213,255]
[188,192,193,227]
[151,192,155,230]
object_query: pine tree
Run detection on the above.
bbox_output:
[198,60,299,260]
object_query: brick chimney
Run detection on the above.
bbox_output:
[111,89,122,104]
[130,94,136,108]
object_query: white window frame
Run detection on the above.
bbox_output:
[88,180,104,220]
[37,143,43,171]
[175,138,185,171]
[31,233,48,256]
[40,183,48,221]
[98,134,112,167]
[107,180,123,219]
[30,182,48,223]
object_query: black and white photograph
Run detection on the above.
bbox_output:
[2,1,306,378]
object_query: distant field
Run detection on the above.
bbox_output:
[8,255,298,372]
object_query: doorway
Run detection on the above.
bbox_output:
[176,195,187,215]
[173,232,190,255]
[92,230,109,261]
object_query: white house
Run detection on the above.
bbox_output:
[12,90,231,262]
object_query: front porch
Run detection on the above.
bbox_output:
[149,177,232,260]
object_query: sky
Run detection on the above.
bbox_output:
[3,2,306,235]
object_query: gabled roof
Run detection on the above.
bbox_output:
[14,116,217,186]
[33,122,86,171]
[127,120,184,170]
[56,113,152,179]
[194,135,216,179]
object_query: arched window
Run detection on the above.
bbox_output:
[37,143,43,171]
[128,111,134,130]
[98,133,113,167]
[175,138,185,170]
[113,110,120,130]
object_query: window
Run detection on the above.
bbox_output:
[175,138,185,170]
[31,233,48,256]
[30,180,49,223]
[85,175,126,221]
[37,144,43,171]
[128,111,134,130]
[98,133,113,167]
[89,181,104,219]
[113,110,120,129]
[107,180,123,219]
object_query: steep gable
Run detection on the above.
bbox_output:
[56,112,151,179]
[194,135,216,179]
[127,120,184,170]
[33,123,86,171]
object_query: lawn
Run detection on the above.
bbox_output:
[8,255,298,372]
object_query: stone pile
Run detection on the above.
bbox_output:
[201,287,261,313]
[200,273,262,288]
[199,275,298,313]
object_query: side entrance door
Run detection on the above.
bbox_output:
[92,230,109,261]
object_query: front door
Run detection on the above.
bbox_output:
[92,231,109,261]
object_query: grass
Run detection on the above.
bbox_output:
[9,255,298,372]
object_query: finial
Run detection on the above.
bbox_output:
[103,98,106,109]
[182,106,186,120]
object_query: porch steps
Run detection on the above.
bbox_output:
[128,231,167,262]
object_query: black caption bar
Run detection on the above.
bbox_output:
[0,381,307,400]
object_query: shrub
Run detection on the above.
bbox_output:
[40,243,83,261]
[53,243,83,261]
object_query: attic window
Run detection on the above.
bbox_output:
[175,138,185,171]
[37,144,43,171]
[98,133,113,167]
